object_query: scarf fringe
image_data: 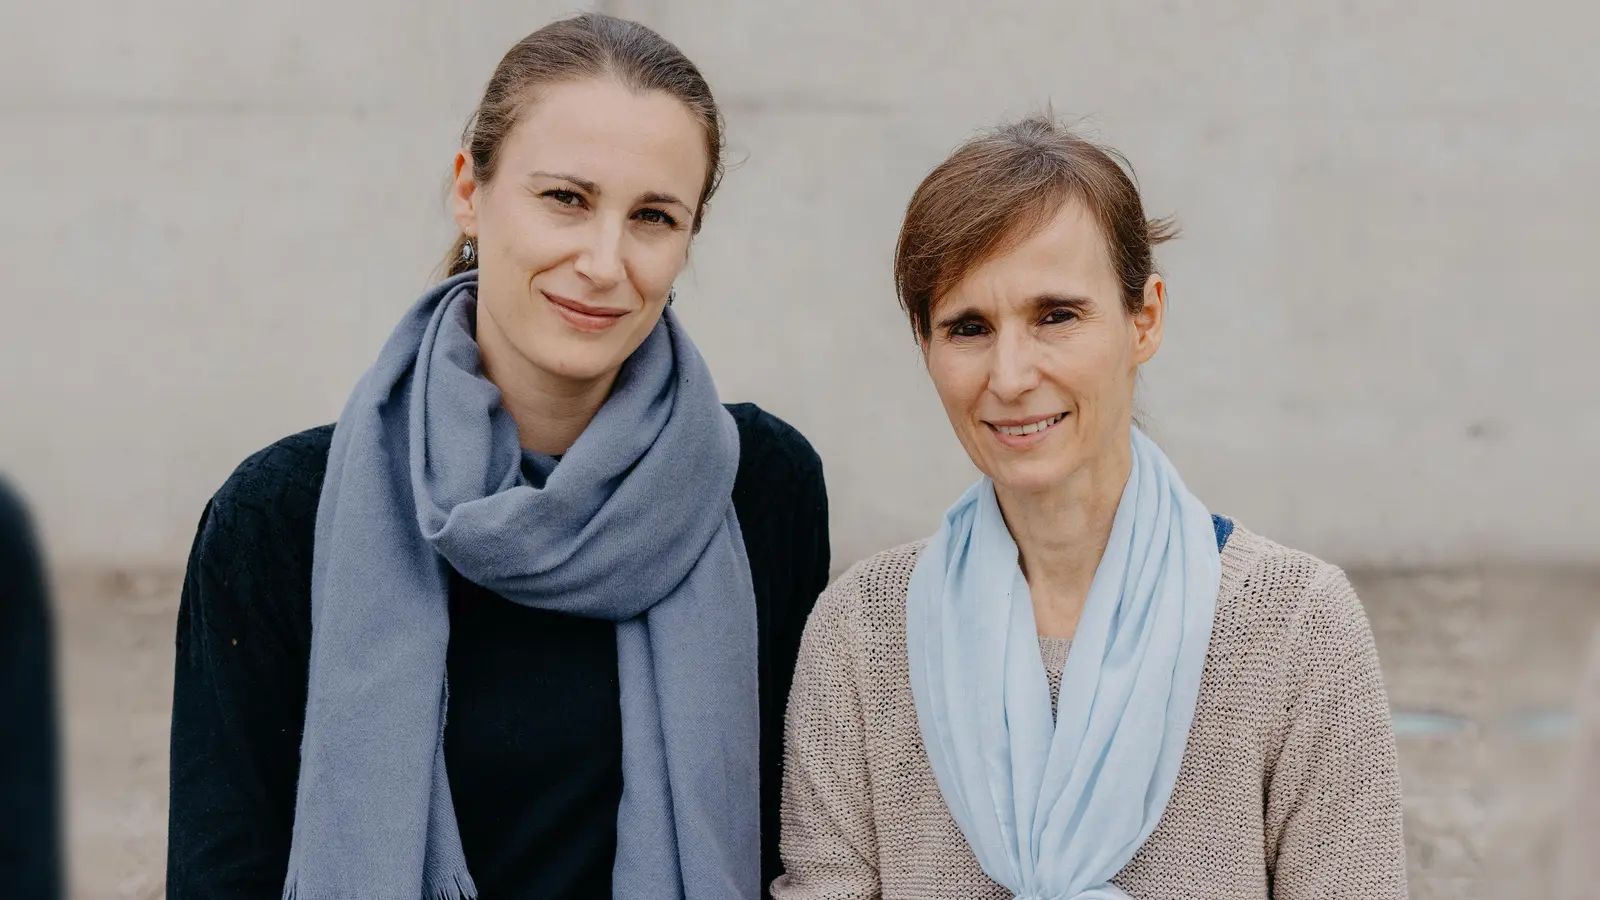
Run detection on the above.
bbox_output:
[281,870,478,900]
[427,870,478,900]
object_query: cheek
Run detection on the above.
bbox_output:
[482,200,563,272]
[1046,332,1131,396]
[626,237,690,294]
[1059,362,1135,429]
[925,350,985,418]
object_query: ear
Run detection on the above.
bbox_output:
[1131,273,1166,365]
[450,149,480,238]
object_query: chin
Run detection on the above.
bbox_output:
[517,337,631,383]
[980,442,1089,496]
[551,353,631,383]
[987,466,1069,496]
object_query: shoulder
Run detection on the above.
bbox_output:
[203,425,335,541]
[724,403,828,546]
[1222,526,1365,621]
[0,477,45,616]
[832,540,928,599]
[0,476,32,542]
[189,425,334,596]
[806,540,928,635]
[1215,524,1377,681]
[181,425,333,640]
[725,402,824,493]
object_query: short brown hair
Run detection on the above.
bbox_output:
[444,13,725,277]
[893,115,1177,342]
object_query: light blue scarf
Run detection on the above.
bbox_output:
[906,428,1220,900]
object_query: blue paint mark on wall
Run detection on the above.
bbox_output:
[1389,708,1578,740]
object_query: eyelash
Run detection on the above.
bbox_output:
[545,189,583,207]
[944,308,1078,339]
[635,208,678,228]
[542,190,679,228]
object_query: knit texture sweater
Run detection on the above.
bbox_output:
[772,523,1408,899]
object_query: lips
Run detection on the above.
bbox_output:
[990,413,1067,437]
[543,291,630,333]
[985,411,1069,448]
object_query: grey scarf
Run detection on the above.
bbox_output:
[284,272,759,900]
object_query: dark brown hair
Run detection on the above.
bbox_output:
[443,13,725,277]
[893,115,1178,342]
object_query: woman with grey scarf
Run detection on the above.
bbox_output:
[166,14,829,900]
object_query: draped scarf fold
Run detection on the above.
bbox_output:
[285,272,759,900]
[907,428,1220,900]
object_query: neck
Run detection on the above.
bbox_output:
[994,434,1131,639]
[476,316,616,457]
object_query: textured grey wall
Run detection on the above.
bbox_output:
[1,0,1595,569]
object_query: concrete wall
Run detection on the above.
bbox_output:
[1,0,1596,570]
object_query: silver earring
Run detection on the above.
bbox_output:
[461,239,474,263]
[667,286,677,306]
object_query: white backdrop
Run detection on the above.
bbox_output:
[2,0,1595,569]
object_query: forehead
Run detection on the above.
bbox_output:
[940,199,1117,310]
[499,78,707,196]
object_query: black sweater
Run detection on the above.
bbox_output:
[167,404,829,899]
[0,479,62,900]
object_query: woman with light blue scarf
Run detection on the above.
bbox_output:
[773,117,1407,899]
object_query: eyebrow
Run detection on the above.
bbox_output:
[528,171,692,213]
[933,293,1095,329]
[639,191,692,213]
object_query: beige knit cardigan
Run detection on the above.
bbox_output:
[772,523,1408,899]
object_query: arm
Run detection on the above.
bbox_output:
[770,580,882,900]
[764,426,833,887]
[0,480,62,900]
[782,431,831,693]
[727,402,836,889]
[1264,566,1409,899]
[166,442,322,898]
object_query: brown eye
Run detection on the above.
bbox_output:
[949,321,987,338]
[635,208,678,228]
[544,189,583,206]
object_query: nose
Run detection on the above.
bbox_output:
[987,326,1042,404]
[572,215,626,291]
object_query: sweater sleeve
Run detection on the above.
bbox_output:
[0,480,63,900]
[725,402,834,889]
[1263,565,1409,899]
[764,419,833,888]
[166,436,324,898]
[771,576,882,900]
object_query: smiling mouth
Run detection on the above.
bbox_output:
[543,291,629,333]
[988,413,1068,437]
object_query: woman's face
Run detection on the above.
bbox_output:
[450,77,707,388]
[923,200,1165,497]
